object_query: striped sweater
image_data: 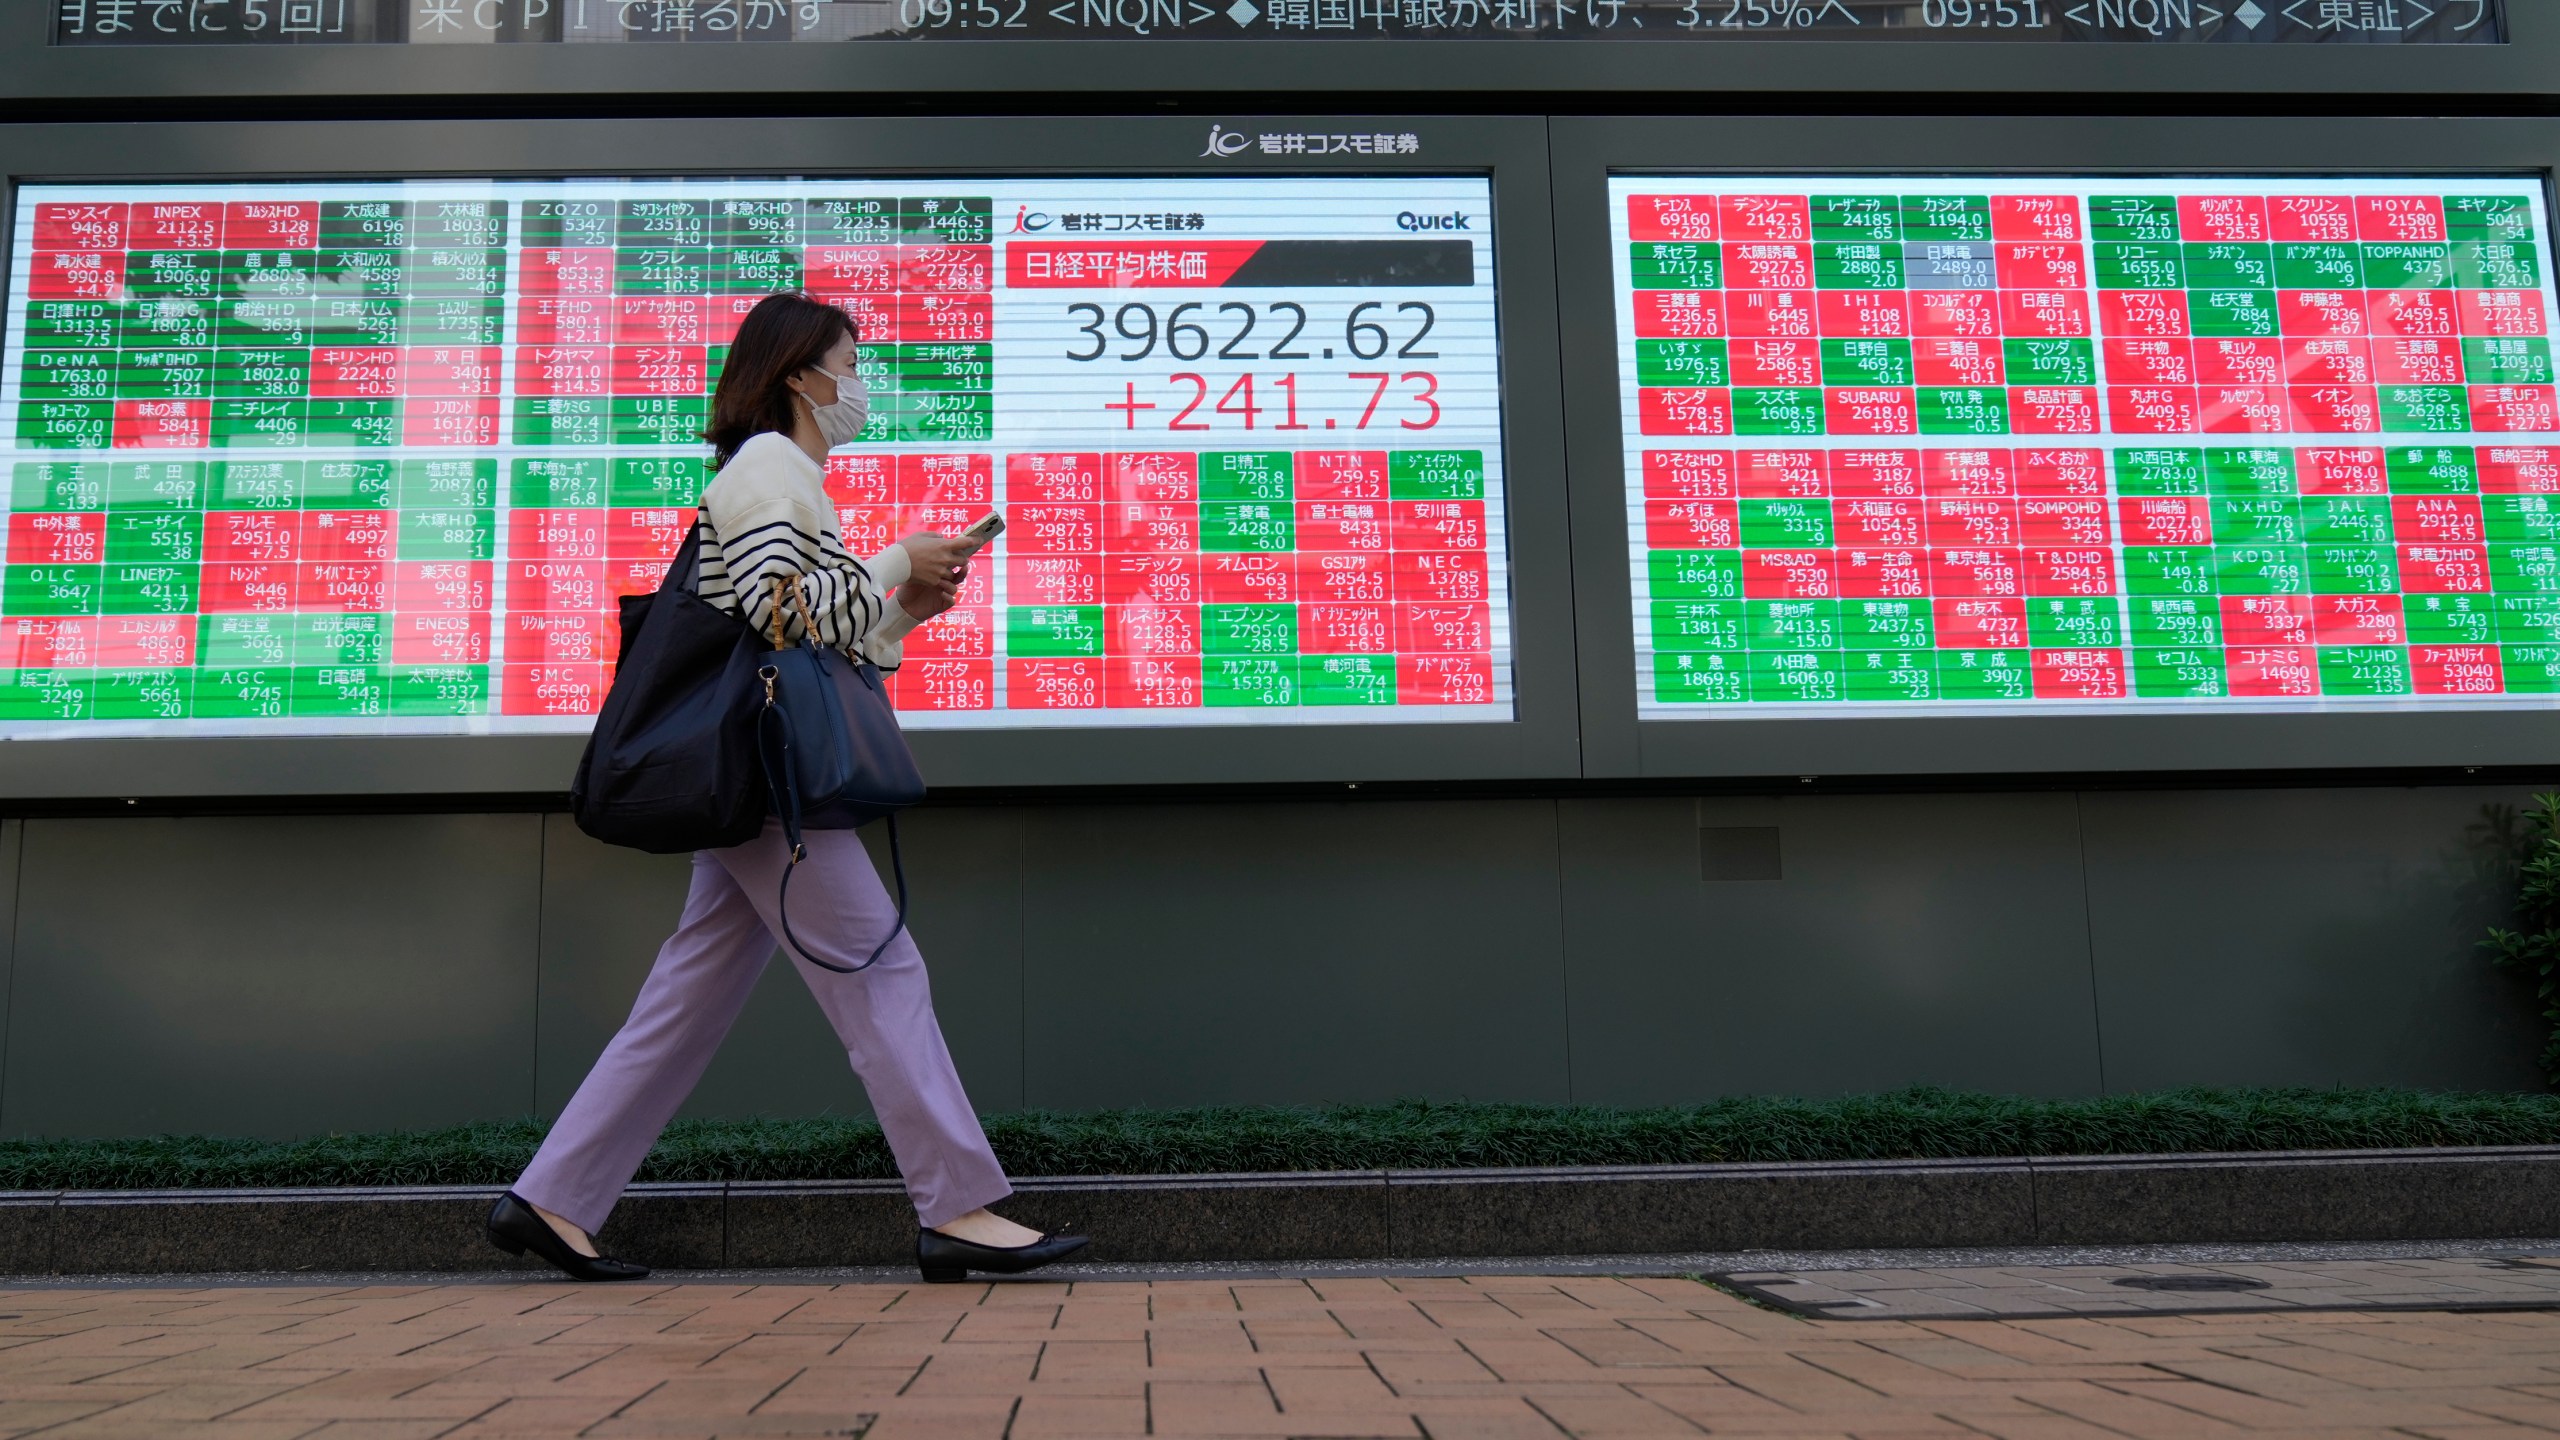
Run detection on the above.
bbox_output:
[697,431,919,669]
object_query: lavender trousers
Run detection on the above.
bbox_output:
[514,821,1013,1234]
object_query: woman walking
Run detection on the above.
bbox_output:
[488,292,1084,1284]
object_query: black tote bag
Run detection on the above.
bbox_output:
[570,520,769,854]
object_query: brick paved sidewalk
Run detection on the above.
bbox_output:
[1,1274,2557,1439]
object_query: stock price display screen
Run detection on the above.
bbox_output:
[0,177,1509,736]
[1613,176,2560,716]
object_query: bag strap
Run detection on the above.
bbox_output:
[753,649,907,977]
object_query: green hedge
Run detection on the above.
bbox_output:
[4,1087,2559,1191]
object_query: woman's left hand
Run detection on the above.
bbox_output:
[897,572,961,622]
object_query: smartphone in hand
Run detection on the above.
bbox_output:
[959,511,1005,552]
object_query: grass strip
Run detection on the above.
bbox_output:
[3,1087,2557,1192]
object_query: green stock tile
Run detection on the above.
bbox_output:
[1636,339,1728,388]
[715,199,801,247]
[410,202,505,247]
[216,298,313,348]
[515,397,611,447]
[1203,656,1299,708]
[1389,450,1484,501]
[1653,651,1747,703]
[1199,452,1294,503]
[509,457,611,509]
[2307,544,2401,595]
[304,399,401,447]
[126,298,213,347]
[2123,545,2219,596]
[2215,544,2310,595]
[2404,593,2499,644]
[390,665,490,716]
[1746,598,1841,651]
[2089,196,2180,242]
[2388,446,2479,494]
[125,250,219,298]
[104,513,201,565]
[2190,290,2278,339]
[1746,649,1844,703]
[2302,496,2394,545]
[2205,446,2297,495]
[319,250,403,297]
[808,197,898,244]
[294,614,389,666]
[1007,605,1103,657]
[1199,501,1293,553]
[1814,242,1903,290]
[211,400,309,449]
[895,344,992,392]
[26,300,119,349]
[2453,240,2540,289]
[2095,242,2185,290]
[1651,599,1745,652]
[609,456,709,508]
[2028,597,2123,648]
[1738,499,1832,548]
[1,565,100,616]
[192,666,290,719]
[2004,339,2095,387]
[2448,195,2534,241]
[1200,604,1297,654]
[2380,386,2472,434]
[1820,339,1911,387]
[2274,243,2364,289]
[0,671,93,721]
[2132,647,2231,698]
[92,668,191,720]
[2484,495,2560,543]
[2494,595,2560,645]
[1732,388,1825,437]
[2492,543,2560,594]
[2363,243,2454,290]
[117,348,213,400]
[108,461,203,512]
[711,246,802,296]
[615,249,708,296]
[397,508,496,561]
[1900,195,1990,242]
[289,665,391,717]
[1935,648,2032,700]
[1845,651,1938,701]
[101,564,195,615]
[1843,598,1932,650]
[2503,645,2560,693]
[1301,654,1397,706]
[1629,243,1722,289]
[1648,548,1744,600]
[899,197,992,243]
[304,459,395,508]
[1813,195,1900,242]
[2465,338,2554,386]
[405,250,508,298]
[16,401,112,450]
[2115,448,2208,496]
[2184,242,2274,289]
[900,395,991,445]
[396,458,497,509]
[402,298,505,347]
[198,615,294,666]
[2210,498,2303,545]
[319,199,410,248]
[20,348,115,401]
[11,461,110,512]
[2130,596,2223,647]
[1918,387,2009,436]
[611,396,706,446]
[2318,644,2412,696]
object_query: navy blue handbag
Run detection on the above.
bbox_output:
[755,579,928,973]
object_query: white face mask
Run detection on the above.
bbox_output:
[800,366,870,447]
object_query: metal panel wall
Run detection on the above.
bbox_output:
[0,787,2540,1140]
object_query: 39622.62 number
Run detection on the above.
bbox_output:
[1066,301,1438,363]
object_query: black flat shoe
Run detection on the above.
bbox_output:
[487,1193,650,1281]
[917,1226,1090,1283]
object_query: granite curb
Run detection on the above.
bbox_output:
[0,1145,2553,1276]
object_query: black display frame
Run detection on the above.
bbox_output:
[1553,113,2560,779]
[0,114,1576,797]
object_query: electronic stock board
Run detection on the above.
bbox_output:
[1,175,1510,738]
[1613,176,2560,717]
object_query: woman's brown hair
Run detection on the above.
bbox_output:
[703,291,859,469]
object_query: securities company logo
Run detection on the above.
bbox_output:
[1201,125,1252,158]
[1009,207,1054,233]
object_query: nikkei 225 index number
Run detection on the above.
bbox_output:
[1066,298,1445,434]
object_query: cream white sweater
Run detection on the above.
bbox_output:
[698,431,920,669]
